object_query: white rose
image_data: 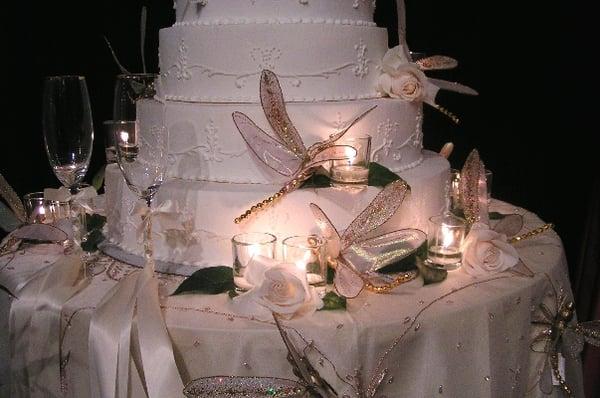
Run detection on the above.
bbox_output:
[234,261,323,320]
[461,222,520,276]
[381,45,412,75]
[376,64,426,102]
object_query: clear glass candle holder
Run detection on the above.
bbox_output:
[282,235,327,287]
[330,135,371,188]
[427,212,467,271]
[231,232,277,292]
[103,120,136,164]
[23,192,64,224]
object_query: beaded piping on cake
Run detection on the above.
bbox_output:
[163,37,372,91]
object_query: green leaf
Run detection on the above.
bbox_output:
[327,266,335,284]
[172,266,235,296]
[489,212,507,220]
[415,257,448,285]
[299,173,332,189]
[368,162,401,187]
[377,242,426,274]
[81,229,105,253]
[319,291,346,311]
[92,165,106,192]
[86,214,106,232]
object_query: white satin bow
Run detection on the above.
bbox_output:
[130,200,182,240]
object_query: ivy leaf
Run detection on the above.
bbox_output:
[367,162,401,187]
[377,241,427,274]
[415,257,448,285]
[86,214,106,232]
[299,173,332,189]
[172,266,235,295]
[327,266,335,284]
[319,291,346,311]
[81,229,105,253]
[92,165,106,192]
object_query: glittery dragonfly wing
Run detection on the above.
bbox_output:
[272,314,337,397]
[304,145,357,170]
[415,55,458,71]
[562,326,585,359]
[310,203,342,258]
[232,111,302,177]
[341,179,411,249]
[310,106,377,153]
[493,214,524,237]
[333,260,366,299]
[260,70,308,158]
[343,229,426,274]
[428,78,479,96]
[460,149,489,226]
[13,223,69,243]
[0,173,26,223]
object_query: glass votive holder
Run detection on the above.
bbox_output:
[103,120,135,164]
[113,120,139,163]
[231,232,277,292]
[23,192,57,224]
[282,235,327,287]
[426,212,467,271]
[449,168,462,211]
[330,135,371,188]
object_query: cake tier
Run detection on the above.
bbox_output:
[148,97,423,183]
[159,23,388,102]
[104,151,449,271]
[174,0,376,26]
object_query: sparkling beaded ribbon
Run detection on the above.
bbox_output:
[311,179,424,298]
[232,70,376,224]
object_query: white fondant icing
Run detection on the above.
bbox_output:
[105,152,449,269]
[159,24,389,102]
[138,98,423,183]
[175,0,376,25]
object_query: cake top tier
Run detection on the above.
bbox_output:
[174,0,377,26]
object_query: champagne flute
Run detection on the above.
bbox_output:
[42,75,94,244]
[113,73,158,121]
[114,95,168,270]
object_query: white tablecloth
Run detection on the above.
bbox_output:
[0,201,585,397]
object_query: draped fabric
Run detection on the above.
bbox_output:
[573,174,600,396]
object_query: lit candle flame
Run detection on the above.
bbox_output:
[441,224,454,248]
[119,130,129,143]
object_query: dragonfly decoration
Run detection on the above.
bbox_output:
[531,293,600,397]
[311,179,425,298]
[232,70,376,224]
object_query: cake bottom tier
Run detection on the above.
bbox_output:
[104,151,449,273]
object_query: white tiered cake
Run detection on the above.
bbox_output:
[104,0,451,270]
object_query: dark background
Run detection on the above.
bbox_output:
[1,2,596,275]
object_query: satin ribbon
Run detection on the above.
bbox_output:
[130,200,182,240]
[44,186,98,214]
[9,254,89,397]
[89,249,183,397]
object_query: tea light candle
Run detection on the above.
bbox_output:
[282,235,326,286]
[23,192,56,224]
[231,232,277,292]
[115,122,139,162]
[330,135,371,187]
[427,212,466,270]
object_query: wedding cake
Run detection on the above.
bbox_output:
[104,0,459,270]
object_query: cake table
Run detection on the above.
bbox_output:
[0,200,584,397]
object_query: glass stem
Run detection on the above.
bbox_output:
[144,199,155,273]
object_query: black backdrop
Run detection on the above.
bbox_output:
[1,1,596,276]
